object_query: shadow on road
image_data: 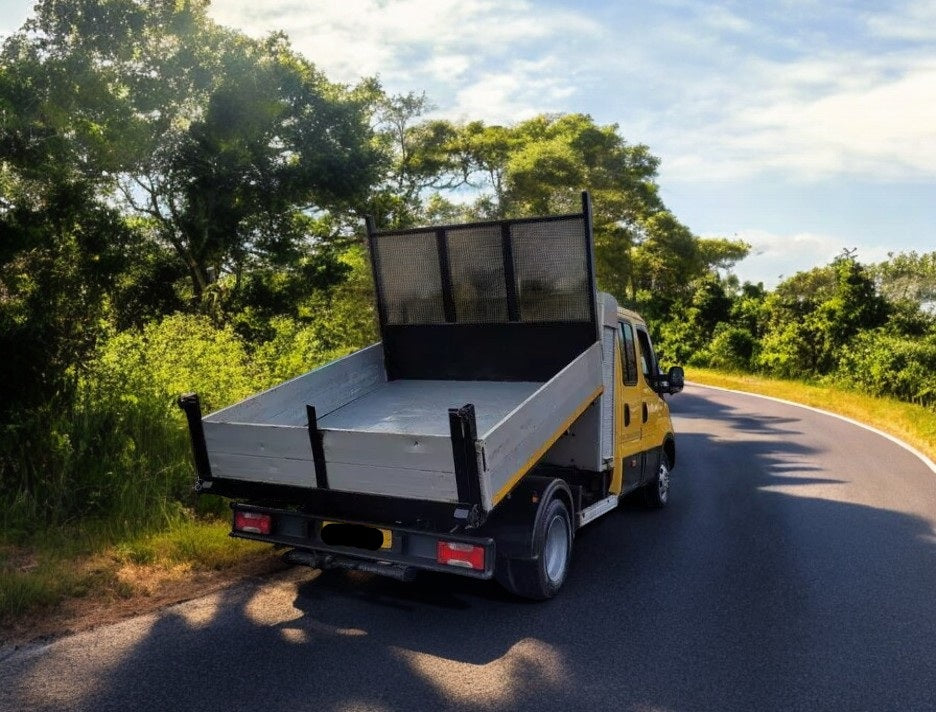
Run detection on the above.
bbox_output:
[6,386,936,711]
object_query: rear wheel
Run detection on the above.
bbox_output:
[642,454,671,508]
[496,497,572,600]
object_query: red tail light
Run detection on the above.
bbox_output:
[437,541,485,571]
[234,510,272,535]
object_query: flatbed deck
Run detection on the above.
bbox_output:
[317,380,542,436]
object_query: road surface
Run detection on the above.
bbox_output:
[4,384,936,711]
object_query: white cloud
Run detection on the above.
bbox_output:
[451,58,577,123]
[207,0,936,185]
[723,228,893,287]
[656,51,936,183]
[209,0,602,93]
[865,0,936,41]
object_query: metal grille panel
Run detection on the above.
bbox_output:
[373,231,445,325]
[446,225,509,323]
[510,217,591,322]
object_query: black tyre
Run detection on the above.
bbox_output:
[642,453,671,508]
[496,497,573,600]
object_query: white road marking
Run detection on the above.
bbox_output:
[687,382,936,476]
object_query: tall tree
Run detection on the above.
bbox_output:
[757,251,887,377]
[17,0,384,308]
[439,114,748,306]
[370,92,464,229]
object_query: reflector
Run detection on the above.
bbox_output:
[234,511,271,535]
[437,541,485,570]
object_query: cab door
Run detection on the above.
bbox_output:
[615,319,644,493]
[634,325,666,483]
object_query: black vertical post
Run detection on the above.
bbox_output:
[365,215,389,331]
[501,222,520,322]
[580,191,600,341]
[435,227,457,323]
[177,393,212,483]
[448,404,482,507]
[306,405,329,490]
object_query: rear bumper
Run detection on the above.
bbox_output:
[230,503,495,580]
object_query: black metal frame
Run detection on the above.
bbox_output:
[500,221,521,322]
[366,192,600,383]
[231,502,496,579]
[366,191,599,333]
[177,393,212,486]
[306,405,328,489]
[448,404,483,507]
[435,227,457,323]
[580,191,600,343]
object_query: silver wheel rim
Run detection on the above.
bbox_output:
[658,463,670,503]
[544,512,570,584]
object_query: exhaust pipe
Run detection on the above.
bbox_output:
[283,549,417,582]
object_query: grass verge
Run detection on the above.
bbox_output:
[1,517,280,644]
[688,368,936,466]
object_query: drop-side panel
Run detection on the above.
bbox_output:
[209,450,313,486]
[203,343,387,427]
[323,430,454,476]
[326,462,458,502]
[478,341,604,510]
[204,422,314,486]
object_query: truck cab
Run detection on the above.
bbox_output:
[614,308,681,506]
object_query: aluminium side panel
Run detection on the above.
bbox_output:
[477,341,604,511]
[203,343,387,427]
[200,343,387,488]
[599,323,616,464]
[541,324,615,471]
[203,422,313,486]
[322,429,459,502]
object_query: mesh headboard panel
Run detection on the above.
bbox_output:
[367,194,599,380]
[446,225,509,323]
[371,230,445,325]
[510,217,590,322]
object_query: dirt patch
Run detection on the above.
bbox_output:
[1,552,289,649]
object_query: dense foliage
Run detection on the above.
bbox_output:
[1,1,933,539]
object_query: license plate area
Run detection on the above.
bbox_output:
[320,521,393,551]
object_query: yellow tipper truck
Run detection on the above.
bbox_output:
[178,192,684,599]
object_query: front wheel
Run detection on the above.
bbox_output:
[496,497,573,600]
[642,454,671,508]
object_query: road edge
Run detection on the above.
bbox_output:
[687,381,936,476]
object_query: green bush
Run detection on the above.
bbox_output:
[2,314,261,539]
[834,331,936,408]
[697,325,756,372]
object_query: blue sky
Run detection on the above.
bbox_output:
[2,0,934,287]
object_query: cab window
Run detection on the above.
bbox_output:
[636,327,657,385]
[619,321,638,386]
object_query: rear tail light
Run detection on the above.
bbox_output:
[234,510,272,535]
[437,541,485,571]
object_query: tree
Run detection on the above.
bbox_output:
[17,0,384,308]
[756,252,887,377]
[369,92,465,229]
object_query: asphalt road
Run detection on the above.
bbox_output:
[4,384,936,712]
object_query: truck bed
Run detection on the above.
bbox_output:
[200,341,602,511]
[190,201,607,513]
[317,380,541,435]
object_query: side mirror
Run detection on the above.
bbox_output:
[661,366,684,395]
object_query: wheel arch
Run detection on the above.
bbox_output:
[663,434,676,469]
[483,475,574,560]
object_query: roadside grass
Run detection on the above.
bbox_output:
[0,516,273,634]
[688,368,936,465]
